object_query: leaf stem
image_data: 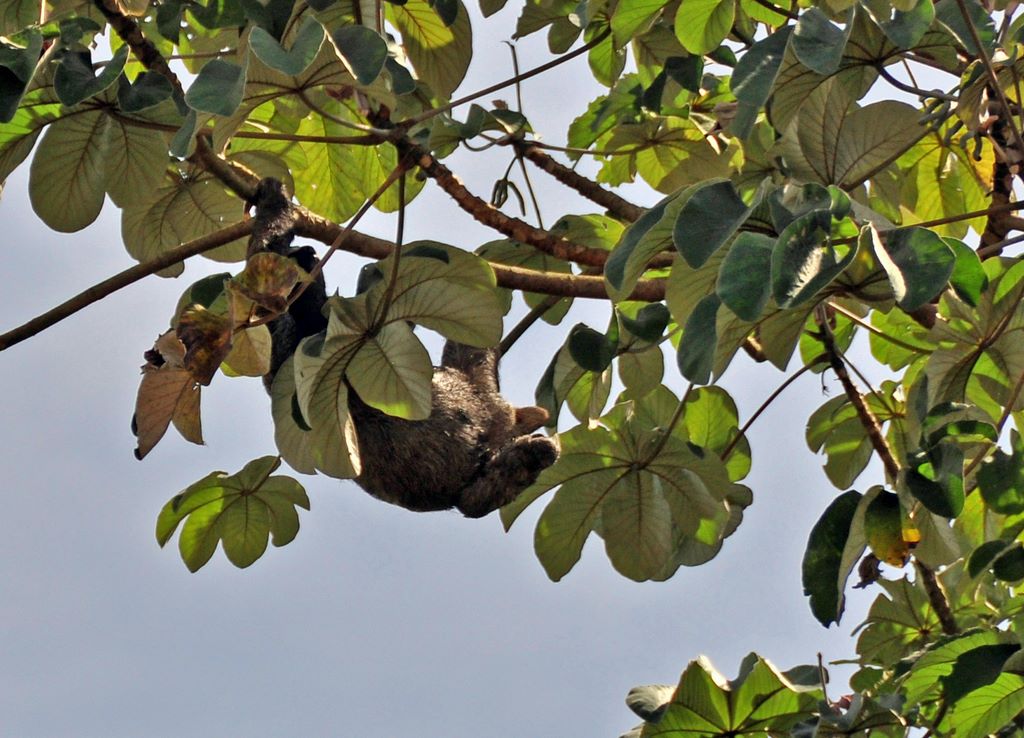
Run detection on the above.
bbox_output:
[721,357,823,461]
[914,559,960,635]
[828,302,929,355]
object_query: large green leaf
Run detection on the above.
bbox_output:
[156,456,310,571]
[122,167,248,273]
[363,242,504,346]
[640,655,820,736]
[332,25,388,85]
[715,232,773,321]
[729,27,791,137]
[611,0,670,47]
[388,0,472,98]
[978,430,1024,515]
[673,180,758,268]
[802,489,863,627]
[674,0,734,55]
[776,77,921,188]
[0,31,42,122]
[872,226,955,312]
[250,16,325,75]
[53,46,128,106]
[771,210,857,308]
[513,391,742,581]
[791,8,852,75]
[293,331,364,479]
[956,673,1024,738]
[270,356,318,474]
[29,110,110,232]
[676,294,720,384]
[605,192,681,300]
[346,320,434,420]
[185,58,247,116]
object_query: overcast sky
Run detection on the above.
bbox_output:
[0,7,884,736]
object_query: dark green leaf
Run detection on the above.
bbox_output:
[332,26,389,85]
[251,17,324,76]
[874,227,955,312]
[0,32,42,122]
[189,0,247,29]
[729,26,791,138]
[386,57,417,94]
[568,325,618,372]
[935,0,995,56]
[863,0,936,48]
[944,644,1020,702]
[716,232,773,321]
[605,196,671,295]
[54,45,128,106]
[946,237,988,306]
[184,59,247,116]
[676,294,720,384]
[979,431,1024,515]
[792,8,852,75]
[673,179,754,268]
[665,55,702,93]
[994,545,1024,581]
[771,211,856,308]
[968,540,1012,577]
[117,71,174,112]
[619,303,670,342]
[156,0,184,42]
[239,0,294,39]
[802,490,862,627]
[905,445,964,518]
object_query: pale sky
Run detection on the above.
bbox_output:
[0,7,882,736]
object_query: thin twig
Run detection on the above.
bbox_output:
[397,31,609,127]
[721,357,823,461]
[0,221,253,352]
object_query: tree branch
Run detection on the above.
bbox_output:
[915,560,960,636]
[514,142,645,223]
[382,129,618,267]
[816,307,901,480]
[0,221,253,352]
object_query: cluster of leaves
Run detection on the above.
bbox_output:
[9,0,1024,733]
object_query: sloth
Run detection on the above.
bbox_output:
[249,178,559,517]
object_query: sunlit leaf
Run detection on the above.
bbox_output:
[156,456,310,571]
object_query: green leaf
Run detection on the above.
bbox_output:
[935,0,995,56]
[294,332,365,479]
[649,656,819,735]
[946,237,988,306]
[619,303,670,342]
[568,324,617,372]
[677,294,720,384]
[117,71,174,112]
[993,544,1024,582]
[863,0,935,48]
[673,180,757,268]
[346,321,434,420]
[716,232,773,321]
[872,226,955,311]
[54,46,128,106]
[956,673,1024,738]
[683,386,750,482]
[904,631,1006,703]
[362,242,503,346]
[332,25,388,85]
[778,77,921,188]
[184,59,247,116]
[904,444,964,518]
[791,8,851,75]
[605,194,678,300]
[968,540,1012,578]
[29,111,110,232]
[270,356,318,474]
[0,31,42,122]
[979,431,1024,514]
[156,456,310,572]
[674,0,734,55]
[122,168,248,272]
[611,0,669,47]
[388,0,472,98]
[802,490,863,627]
[729,27,791,138]
[250,17,324,75]
[771,211,857,308]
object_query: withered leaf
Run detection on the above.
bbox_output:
[134,364,202,459]
[232,252,303,314]
[177,305,233,385]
